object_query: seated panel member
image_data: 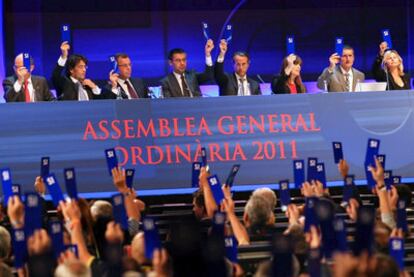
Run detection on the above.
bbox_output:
[372,42,411,90]
[271,54,306,94]
[106,53,149,99]
[3,54,55,102]
[160,39,214,98]
[214,39,261,96]
[52,42,103,101]
[317,45,365,92]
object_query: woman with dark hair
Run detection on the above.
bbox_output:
[271,54,306,94]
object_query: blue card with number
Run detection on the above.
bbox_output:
[286,35,295,55]
[225,164,240,187]
[11,184,21,197]
[293,160,305,189]
[111,193,128,230]
[191,162,201,188]
[390,238,404,270]
[24,192,42,237]
[225,236,238,263]
[109,55,119,74]
[332,142,343,164]
[23,52,31,70]
[212,211,226,237]
[377,154,386,169]
[384,170,393,190]
[365,162,376,189]
[12,229,27,268]
[342,175,355,206]
[64,168,78,200]
[49,220,65,258]
[365,138,380,167]
[142,217,161,259]
[335,37,344,55]
[382,29,393,49]
[45,174,65,207]
[41,157,50,178]
[61,24,71,44]
[1,168,13,205]
[354,206,375,255]
[304,197,318,232]
[397,199,408,232]
[202,22,210,41]
[105,148,118,176]
[223,24,232,43]
[307,157,318,181]
[315,199,336,258]
[125,169,135,189]
[316,163,327,188]
[208,175,225,205]
[279,180,291,211]
[200,147,208,168]
[308,248,321,277]
[392,176,401,185]
[333,217,348,252]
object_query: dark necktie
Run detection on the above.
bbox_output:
[239,78,246,96]
[344,73,350,92]
[125,80,139,99]
[180,74,191,97]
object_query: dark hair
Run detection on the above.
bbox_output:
[342,45,354,53]
[192,189,205,209]
[233,51,250,62]
[280,55,306,93]
[168,48,186,61]
[66,54,88,75]
[115,53,129,62]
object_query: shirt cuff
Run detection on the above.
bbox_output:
[58,56,67,67]
[217,56,225,63]
[205,56,213,67]
[92,87,101,95]
[112,87,119,95]
[13,80,22,92]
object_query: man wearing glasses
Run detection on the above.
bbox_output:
[52,42,103,101]
[3,53,55,102]
[106,53,149,99]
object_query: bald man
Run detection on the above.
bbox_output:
[3,53,55,102]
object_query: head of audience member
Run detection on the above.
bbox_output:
[383,50,404,76]
[395,184,412,208]
[340,45,355,72]
[252,187,277,211]
[0,226,11,261]
[130,232,147,265]
[66,54,88,81]
[55,258,92,277]
[168,48,187,75]
[192,190,207,220]
[115,53,133,80]
[374,221,392,253]
[13,53,35,79]
[243,194,274,230]
[233,51,250,78]
[371,253,400,277]
[0,263,12,277]
[90,200,113,221]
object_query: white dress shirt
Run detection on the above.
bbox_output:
[13,77,35,102]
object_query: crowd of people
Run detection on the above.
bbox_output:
[2,38,412,102]
[0,155,412,276]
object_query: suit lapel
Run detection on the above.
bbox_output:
[336,67,347,92]
[231,74,239,94]
[169,73,182,97]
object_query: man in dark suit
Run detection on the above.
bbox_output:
[106,53,149,99]
[160,39,214,98]
[214,40,261,96]
[3,53,55,102]
[52,42,103,101]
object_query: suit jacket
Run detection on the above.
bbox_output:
[103,77,149,99]
[3,75,55,102]
[52,64,103,101]
[160,65,213,98]
[371,56,412,90]
[214,61,261,96]
[317,65,365,92]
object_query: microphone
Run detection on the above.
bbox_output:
[256,74,266,84]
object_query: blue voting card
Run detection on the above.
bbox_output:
[365,162,377,189]
[382,29,393,49]
[315,199,336,258]
[125,169,135,189]
[1,168,13,205]
[111,193,128,230]
[308,248,321,277]
[335,37,344,55]
[333,217,348,252]
[377,154,386,169]
[272,234,293,277]
[397,199,408,232]
[304,197,318,232]
[23,52,31,70]
[40,157,50,178]
[202,22,210,41]
[225,164,241,187]
[365,138,380,166]
[11,184,21,197]
[64,168,78,200]
[293,160,305,189]
[332,141,343,164]
[208,175,225,205]
[212,211,226,236]
[66,244,79,258]
[307,157,318,181]
[286,35,295,55]
[61,24,71,44]
[316,163,327,188]
[191,162,201,188]
[225,236,238,263]
[342,175,355,206]
[390,238,404,270]
[224,24,232,43]
[384,170,393,190]
[24,192,42,237]
[105,148,118,176]
[354,206,375,255]
[12,229,27,269]
[201,147,208,168]
[392,176,402,185]
[109,55,119,74]
[49,220,65,258]
[44,174,65,207]
[279,180,291,211]
[142,217,161,259]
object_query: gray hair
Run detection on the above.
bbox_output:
[252,187,277,211]
[90,200,113,220]
[245,195,273,228]
[0,226,11,259]
[55,259,91,277]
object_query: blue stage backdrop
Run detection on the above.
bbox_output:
[3,0,414,100]
[0,92,414,198]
